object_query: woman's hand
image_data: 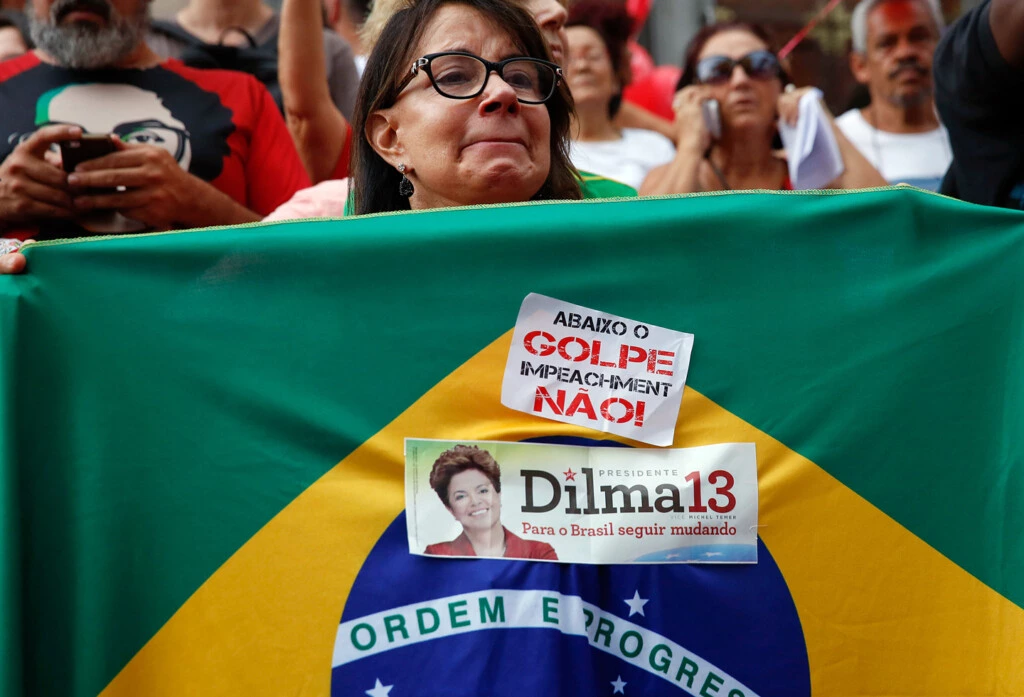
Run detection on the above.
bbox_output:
[671,85,714,156]
[775,85,886,189]
[0,238,26,274]
[639,86,713,196]
[776,85,824,127]
[0,251,25,274]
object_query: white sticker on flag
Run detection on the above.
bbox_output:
[501,293,694,446]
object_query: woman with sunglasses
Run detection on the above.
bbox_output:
[347,0,580,214]
[640,22,885,196]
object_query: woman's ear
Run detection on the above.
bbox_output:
[366,109,404,167]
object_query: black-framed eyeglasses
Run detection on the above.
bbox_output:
[696,50,780,85]
[403,51,563,104]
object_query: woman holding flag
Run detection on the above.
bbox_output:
[347,0,581,214]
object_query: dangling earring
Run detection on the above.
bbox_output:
[398,163,414,197]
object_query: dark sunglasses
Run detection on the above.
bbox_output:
[695,50,780,85]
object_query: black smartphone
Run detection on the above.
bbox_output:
[60,134,118,173]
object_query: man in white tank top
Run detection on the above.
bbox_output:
[836,0,951,192]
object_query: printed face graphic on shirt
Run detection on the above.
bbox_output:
[33,83,193,169]
[0,65,237,237]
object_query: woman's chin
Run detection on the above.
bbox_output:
[419,162,548,207]
[469,161,547,204]
[726,113,775,133]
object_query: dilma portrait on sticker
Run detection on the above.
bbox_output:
[426,445,558,560]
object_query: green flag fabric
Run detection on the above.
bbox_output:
[2,188,1023,697]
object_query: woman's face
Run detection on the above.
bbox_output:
[446,468,501,534]
[369,4,552,210]
[697,30,780,132]
[565,26,617,111]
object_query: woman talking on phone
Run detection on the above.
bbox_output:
[640,22,885,195]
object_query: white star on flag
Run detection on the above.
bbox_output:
[366,678,393,697]
[611,675,627,694]
[624,590,649,617]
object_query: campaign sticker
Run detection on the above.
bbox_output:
[405,439,757,564]
[501,293,694,446]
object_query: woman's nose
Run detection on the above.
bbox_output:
[729,63,753,86]
[480,73,521,114]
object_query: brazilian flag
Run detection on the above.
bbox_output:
[2,188,1023,697]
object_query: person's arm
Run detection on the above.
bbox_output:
[827,121,887,189]
[323,31,360,121]
[263,179,350,221]
[240,78,313,215]
[990,0,1024,69]
[638,86,710,196]
[279,0,352,183]
[615,101,676,143]
[776,87,886,190]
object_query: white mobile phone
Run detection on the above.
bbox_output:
[701,99,722,140]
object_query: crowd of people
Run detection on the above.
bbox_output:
[0,0,1019,273]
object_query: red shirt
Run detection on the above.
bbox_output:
[425,527,558,561]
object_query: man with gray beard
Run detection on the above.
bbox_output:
[29,0,147,69]
[0,0,309,271]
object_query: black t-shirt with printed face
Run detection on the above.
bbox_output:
[0,54,309,240]
[935,0,1024,209]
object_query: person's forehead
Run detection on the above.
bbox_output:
[0,25,22,42]
[450,469,489,486]
[699,30,768,60]
[415,4,519,56]
[0,26,26,60]
[47,84,181,131]
[565,26,604,50]
[867,0,936,34]
[519,0,568,15]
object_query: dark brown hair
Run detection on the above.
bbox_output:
[676,21,785,90]
[351,0,581,215]
[566,0,633,117]
[429,445,501,509]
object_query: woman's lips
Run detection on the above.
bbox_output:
[728,96,758,109]
[465,138,527,149]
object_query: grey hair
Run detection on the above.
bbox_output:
[28,0,150,69]
[850,0,944,53]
